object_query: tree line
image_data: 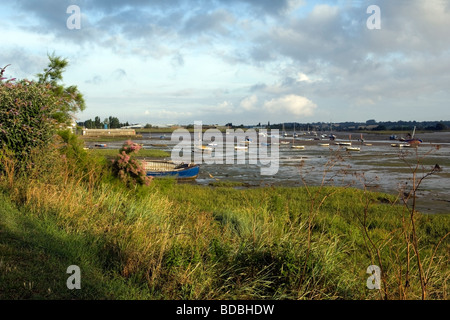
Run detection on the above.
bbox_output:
[80,116,130,129]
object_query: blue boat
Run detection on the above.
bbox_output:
[143,160,200,180]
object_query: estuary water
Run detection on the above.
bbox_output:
[88,131,450,214]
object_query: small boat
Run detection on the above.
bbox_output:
[291,145,305,150]
[403,126,422,146]
[94,144,107,148]
[336,141,352,146]
[195,145,213,152]
[281,141,290,145]
[318,143,330,147]
[346,147,361,152]
[143,160,200,180]
[389,134,398,140]
[391,143,410,148]
[235,146,248,150]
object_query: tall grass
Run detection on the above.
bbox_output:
[0,138,448,300]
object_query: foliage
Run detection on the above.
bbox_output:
[0,78,59,168]
[111,140,152,187]
[0,54,85,171]
[82,116,128,129]
[36,53,86,125]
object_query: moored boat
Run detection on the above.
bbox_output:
[143,160,200,180]
[196,145,213,151]
[391,143,411,148]
[336,141,352,146]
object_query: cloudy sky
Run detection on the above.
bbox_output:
[1,0,450,125]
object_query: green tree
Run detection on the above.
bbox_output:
[36,53,86,125]
[94,116,102,129]
[109,116,121,129]
[435,122,447,131]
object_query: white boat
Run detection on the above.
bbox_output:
[195,145,213,152]
[235,146,248,150]
[318,143,330,147]
[346,147,361,151]
[391,143,410,148]
[282,123,287,137]
[291,145,305,150]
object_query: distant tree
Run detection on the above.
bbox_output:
[435,122,447,131]
[84,119,94,129]
[109,116,121,129]
[94,116,101,129]
[373,125,387,131]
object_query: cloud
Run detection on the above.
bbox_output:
[112,68,127,80]
[263,95,317,117]
[182,9,235,37]
[85,75,103,85]
[4,0,450,124]
[240,95,258,111]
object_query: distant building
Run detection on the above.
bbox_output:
[120,124,144,129]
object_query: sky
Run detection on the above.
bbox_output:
[1,0,450,126]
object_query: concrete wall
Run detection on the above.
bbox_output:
[82,129,136,136]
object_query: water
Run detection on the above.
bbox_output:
[89,131,450,214]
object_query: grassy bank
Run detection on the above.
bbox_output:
[0,145,448,300]
[80,135,144,142]
[88,148,170,159]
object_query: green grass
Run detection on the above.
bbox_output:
[0,193,147,299]
[1,148,448,300]
[88,148,170,159]
[80,135,144,142]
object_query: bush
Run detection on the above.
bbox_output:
[0,79,60,169]
[111,140,152,187]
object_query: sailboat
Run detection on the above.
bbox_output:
[291,123,305,149]
[195,129,212,152]
[404,126,422,146]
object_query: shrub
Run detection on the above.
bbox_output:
[111,140,152,187]
[0,79,60,169]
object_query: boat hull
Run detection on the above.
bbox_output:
[144,161,200,180]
